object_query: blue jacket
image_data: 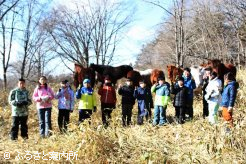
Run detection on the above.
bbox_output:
[55,88,74,110]
[220,81,239,108]
[182,75,196,100]
[134,87,153,111]
[151,82,170,106]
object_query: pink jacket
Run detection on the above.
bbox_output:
[33,85,55,109]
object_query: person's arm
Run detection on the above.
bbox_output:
[228,86,237,108]
[48,87,55,100]
[151,84,157,93]
[118,86,123,95]
[133,88,138,98]
[32,87,42,102]
[8,90,17,106]
[76,88,82,99]
[70,90,75,111]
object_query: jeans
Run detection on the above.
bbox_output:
[58,109,70,132]
[10,116,28,140]
[153,105,167,125]
[38,108,52,137]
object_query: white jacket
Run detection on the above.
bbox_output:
[205,77,222,103]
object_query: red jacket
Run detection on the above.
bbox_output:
[98,84,116,105]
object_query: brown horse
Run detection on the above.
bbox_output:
[126,70,142,87]
[74,63,95,89]
[207,59,237,84]
[166,65,184,83]
[150,69,165,84]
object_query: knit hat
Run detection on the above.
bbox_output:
[83,79,91,84]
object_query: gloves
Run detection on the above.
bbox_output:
[16,101,23,107]
[228,107,233,112]
[93,107,97,112]
[22,101,28,105]
[41,95,49,102]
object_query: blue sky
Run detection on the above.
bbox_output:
[112,0,169,65]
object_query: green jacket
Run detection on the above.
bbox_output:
[8,87,32,116]
[151,82,170,106]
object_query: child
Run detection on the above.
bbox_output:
[171,77,188,124]
[118,78,135,126]
[76,78,97,124]
[220,72,239,128]
[8,78,32,140]
[151,76,170,126]
[33,76,55,138]
[98,76,117,127]
[205,72,222,125]
[55,80,74,132]
[134,79,153,125]
[182,67,196,120]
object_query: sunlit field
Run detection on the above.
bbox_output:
[0,70,245,163]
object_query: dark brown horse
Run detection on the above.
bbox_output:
[207,59,237,84]
[126,70,142,87]
[166,65,184,83]
[90,63,133,85]
[74,63,95,89]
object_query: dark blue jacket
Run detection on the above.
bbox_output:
[182,75,196,100]
[134,87,153,110]
[118,85,135,105]
[220,81,239,107]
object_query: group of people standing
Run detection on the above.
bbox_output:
[202,67,239,128]
[8,66,238,140]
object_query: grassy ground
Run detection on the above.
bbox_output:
[0,70,245,163]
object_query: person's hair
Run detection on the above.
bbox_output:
[38,76,48,90]
[19,78,25,82]
[204,66,212,72]
[210,71,218,79]
[224,72,236,81]
[183,67,191,73]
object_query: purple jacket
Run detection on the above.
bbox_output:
[55,88,74,110]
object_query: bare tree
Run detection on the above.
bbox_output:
[43,0,133,68]
[15,0,51,79]
[143,0,186,66]
[0,7,17,90]
[0,0,19,21]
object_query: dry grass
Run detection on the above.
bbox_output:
[0,70,246,163]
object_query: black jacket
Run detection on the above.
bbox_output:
[171,84,189,107]
[118,85,135,105]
